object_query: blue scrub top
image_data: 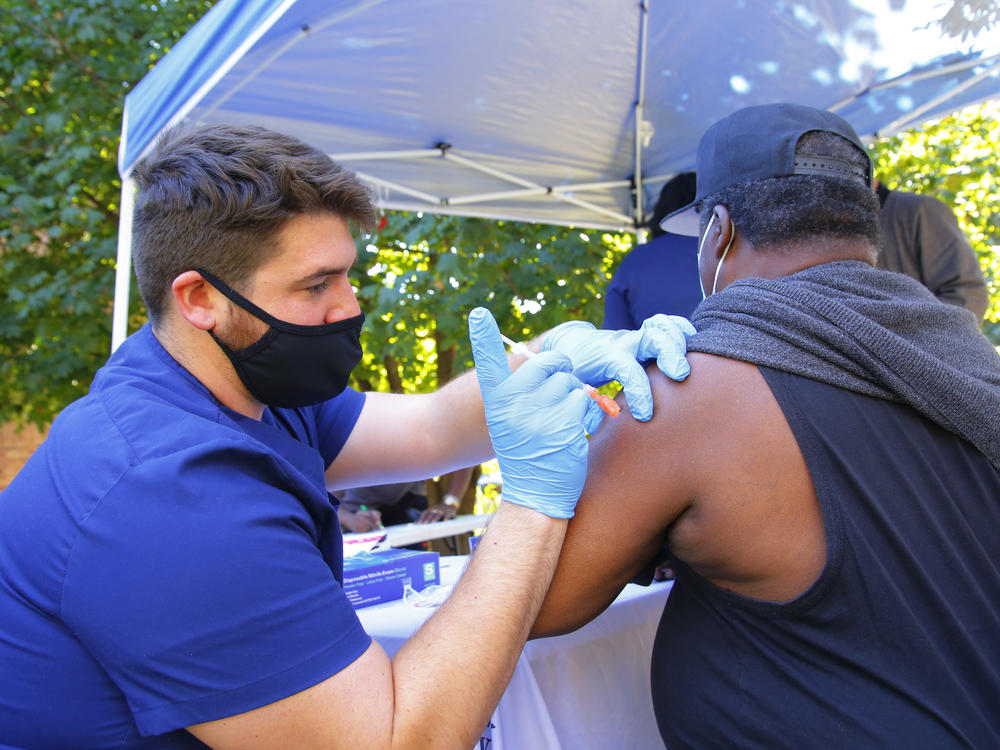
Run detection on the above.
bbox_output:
[0,325,370,748]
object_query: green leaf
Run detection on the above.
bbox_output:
[44,112,65,133]
[0,0,216,428]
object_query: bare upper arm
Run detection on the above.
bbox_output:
[188,641,394,750]
[532,358,706,636]
[532,351,825,636]
[326,391,438,489]
[325,383,492,491]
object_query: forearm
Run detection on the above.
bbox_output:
[328,346,542,489]
[389,502,566,749]
[184,504,565,750]
[191,312,599,750]
[937,282,988,323]
[443,466,475,507]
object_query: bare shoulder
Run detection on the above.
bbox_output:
[655,353,825,602]
[630,352,772,483]
[535,351,823,636]
[534,352,762,635]
[648,351,767,409]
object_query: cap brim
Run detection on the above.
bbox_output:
[659,203,700,236]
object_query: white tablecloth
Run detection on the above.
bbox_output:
[357,555,672,750]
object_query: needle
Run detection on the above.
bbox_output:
[499,334,620,418]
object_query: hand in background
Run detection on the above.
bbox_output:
[339,507,383,533]
[416,504,458,524]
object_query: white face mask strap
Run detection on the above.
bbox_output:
[696,214,715,299]
[698,213,736,297]
[711,220,735,296]
[697,214,716,260]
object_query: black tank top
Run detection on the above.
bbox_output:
[651,367,1000,749]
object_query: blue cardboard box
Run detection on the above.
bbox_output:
[343,548,440,609]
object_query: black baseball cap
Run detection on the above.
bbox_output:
[660,103,872,236]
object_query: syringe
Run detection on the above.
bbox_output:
[499,334,621,418]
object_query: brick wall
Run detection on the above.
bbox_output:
[0,422,49,491]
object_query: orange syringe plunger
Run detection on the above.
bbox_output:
[583,385,621,418]
[500,333,620,418]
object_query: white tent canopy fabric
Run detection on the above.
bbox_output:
[113,0,1000,348]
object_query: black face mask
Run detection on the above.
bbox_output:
[196,268,365,408]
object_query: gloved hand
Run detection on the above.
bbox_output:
[469,307,599,519]
[541,314,697,422]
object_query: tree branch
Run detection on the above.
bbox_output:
[75,184,119,224]
[434,332,455,385]
[500,269,521,297]
[383,353,404,394]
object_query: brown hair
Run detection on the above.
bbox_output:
[132,124,376,323]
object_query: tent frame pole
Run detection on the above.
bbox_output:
[829,52,1000,115]
[878,58,1000,137]
[443,152,631,224]
[334,147,634,225]
[632,0,650,229]
[111,176,136,352]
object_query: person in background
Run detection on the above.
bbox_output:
[876,178,988,322]
[0,122,695,749]
[337,466,475,532]
[602,172,703,329]
[533,103,1000,749]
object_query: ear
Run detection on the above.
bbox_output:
[704,205,735,259]
[171,270,220,331]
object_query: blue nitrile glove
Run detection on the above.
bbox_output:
[469,307,599,519]
[541,314,697,422]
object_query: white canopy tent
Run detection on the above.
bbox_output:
[113,0,1000,349]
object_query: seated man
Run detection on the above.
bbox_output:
[533,103,1000,749]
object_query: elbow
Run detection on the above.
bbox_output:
[529,601,598,640]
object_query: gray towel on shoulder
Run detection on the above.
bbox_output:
[688,260,1000,471]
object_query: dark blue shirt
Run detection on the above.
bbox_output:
[0,325,370,748]
[602,233,702,330]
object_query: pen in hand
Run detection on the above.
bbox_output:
[499,334,621,418]
[358,505,384,529]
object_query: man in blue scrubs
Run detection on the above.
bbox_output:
[0,124,694,749]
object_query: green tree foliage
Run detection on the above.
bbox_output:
[869,100,1000,343]
[350,211,631,394]
[0,0,214,428]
